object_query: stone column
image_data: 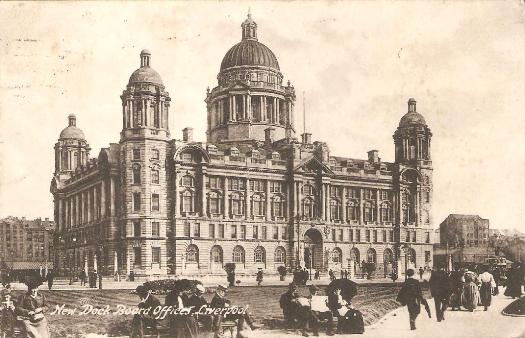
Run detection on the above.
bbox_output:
[359,188,364,224]
[88,188,93,222]
[376,189,381,223]
[243,95,247,120]
[232,95,237,121]
[101,180,106,218]
[325,184,329,221]
[341,187,347,223]
[65,198,69,228]
[223,178,229,218]
[415,188,420,226]
[245,178,251,219]
[228,96,233,122]
[320,184,325,220]
[298,181,303,217]
[266,180,271,220]
[263,96,267,121]
[201,170,206,217]
[110,177,116,217]
[76,194,81,226]
[70,197,74,228]
[247,95,252,120]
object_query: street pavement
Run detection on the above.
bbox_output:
[249,292,525,338]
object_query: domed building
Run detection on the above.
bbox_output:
[51,14,434,280]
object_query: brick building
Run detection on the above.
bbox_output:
[0,216,54,270]
[50,14,434,278]
[439,214,489,247]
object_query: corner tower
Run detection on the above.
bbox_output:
[205,14,296,145]
[119,50,171,275]
[54,114,90,177]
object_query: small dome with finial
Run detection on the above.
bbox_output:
[128,49,163,86]
[59,114,85,139]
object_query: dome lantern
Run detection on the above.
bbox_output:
[241,13,257,41]
[128,50,163,86]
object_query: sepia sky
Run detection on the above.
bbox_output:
[0,1,524,231]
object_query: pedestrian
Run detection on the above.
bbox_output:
[16,275,50,338]
[396,269,431,330]
[491,267,500,296]
[344,270,349,279]
[0,284,16,337]
[419,267,424,280]
[130,285,161,338]
[46,270,54,291]
[461,270,479,312]
[328,269,335,281]
[504,263,522,299]
[449,268,463,311]
[340,270,344,279]
[79,269,86,286]
[478,266,496,311]
[256,268,263,287]
[429,265,450,322]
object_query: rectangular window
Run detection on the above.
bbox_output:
[184,223,190,237]
[133,149,140,160]
[240,224,246,239]
[405,231,410,242]
[425,251,431,263]
[282,226,287,240]
[209,224,215,238]
[152,247,160,264]
[338,229,343,241]
[253,225,259,239]
[349,229,354,242]
[262,226,267,240]
[382,230,387,242]
[390,230,394,242]
[425,232,430,243]
[273,226,279,239]
[356,229,361,242]
[133,221,141,237]
[152,149,159,160]
[218,224,225,238]
[231,225,237,239]
[152,194,159,211]
[366,230,371,242]
[194,223,200,238]
[152,169,159,184]
[133,247,142,265]
[182,153,193,162]
[208,177,221,189]
[133,192,141,211]
[412,231,417,243]
[332,229,336,241]
[152,222,160,237]
[373,230,378,242]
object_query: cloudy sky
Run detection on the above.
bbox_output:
[1,1,524,231]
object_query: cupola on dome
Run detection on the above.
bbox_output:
[220,14,280,72]
[128,49,164,86]
[59,114,85,139]
[399,98,427,127]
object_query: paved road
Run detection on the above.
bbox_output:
[243,293,524,338]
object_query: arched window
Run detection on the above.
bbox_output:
[274,247,286,264]
[383,248,393,264]
[272,195,285,218]
[380,202,392,222]
[210,245,223,263]
[232,246,245,263]
[367,248,376,263]
[181,190,194,213]
[230,193,244,215]
[186,245,199,263]
[181,175,194,187]
[252,194,265,216]
[347,201,359,221]
[331,248,342,263]
[254,246,266,263]
[330,199,341,220]
[350,248,360,263]
[132,164,141,184]
[208,191,222,214]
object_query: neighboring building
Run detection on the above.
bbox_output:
[50,14,434,278]
[439,214,489,247]
[0,216,54,270]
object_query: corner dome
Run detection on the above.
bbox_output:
[59,114,85,140]
[128,49,163,86]
[399,98,426,127]
[220,14,280,72]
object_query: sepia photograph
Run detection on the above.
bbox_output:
[0,1,524,337]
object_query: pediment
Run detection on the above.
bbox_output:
[294,156,334,175]
[227,80,251,92]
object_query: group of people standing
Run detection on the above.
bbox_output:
[397,263,524,331]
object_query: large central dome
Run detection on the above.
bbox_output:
[220,40,280,71]
[220,13,280,72]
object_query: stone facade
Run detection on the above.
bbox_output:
[439,214,490,247]
[51,15,434,278]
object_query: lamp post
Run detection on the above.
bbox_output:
[97,243,103,290]
[69,236,77,284]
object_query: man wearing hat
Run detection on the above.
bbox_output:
[396,269,431,331]
[130,285,161,338]
[308,285,334,336]
[256,268,263,287]
[211,284,257,337]
[186,283,214,332]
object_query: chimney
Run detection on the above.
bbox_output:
[265,127,275,144]
[301,132,312,144]
[367,150,379,163]
[182,127,193,143]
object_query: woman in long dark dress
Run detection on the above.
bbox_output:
[15,277,50,338]
[504,264,523,299]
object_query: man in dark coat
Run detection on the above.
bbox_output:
[46,271,54,291]
[256,269,263,286]
[280,283,301,326]
[504,263,523,299]
[130,285,161,338]
[397,269,431,330]
[211,284,256,337]
[429,266,451,322]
